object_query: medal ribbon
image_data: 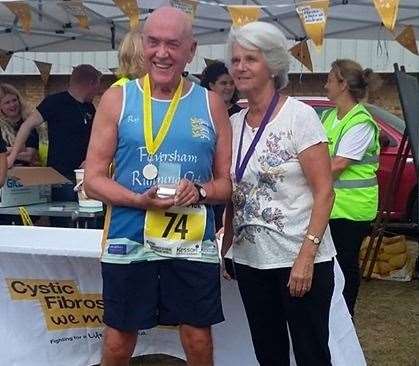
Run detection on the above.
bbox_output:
[235,92,279,183]
[143,73,184,155]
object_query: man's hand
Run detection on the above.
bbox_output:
[174,179,199,207]
[139,186,175,210]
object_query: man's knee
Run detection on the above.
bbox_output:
[180,325,213,355]
[102,327,137,360]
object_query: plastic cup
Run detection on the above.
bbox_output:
[74,169,102,208]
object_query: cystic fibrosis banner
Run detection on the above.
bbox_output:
[3,0,31,32]
[296,0,329,48]
[170,0,198,20]
[227,5,261,27]
[113,0,139,29]
[373,0,399,32]
[58,0,90,29]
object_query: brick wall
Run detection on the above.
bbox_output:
[1,73,415,117]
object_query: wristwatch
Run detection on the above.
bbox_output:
[194,183,207,202]
[305,233,321,245]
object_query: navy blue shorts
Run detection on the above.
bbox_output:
[101,260,224,331]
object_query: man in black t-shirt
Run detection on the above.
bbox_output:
[7,64,102,226]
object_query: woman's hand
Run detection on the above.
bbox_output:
[287,243,316,297]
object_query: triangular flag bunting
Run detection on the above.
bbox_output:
[35,61,52,85]
[395,25,418,55]
[0,53,12,71]
[227,6,261,28]
[373,0,399,32]
[296,1,329,48]
[58,1,90,29]
[170,0,197,20]
[4,1,32,32]
[204,58,217,66]
[290,41,313,72]
[113,0,139,29]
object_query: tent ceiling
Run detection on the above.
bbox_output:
[0,0,418,52]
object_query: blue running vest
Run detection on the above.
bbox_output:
[101,79,218,264]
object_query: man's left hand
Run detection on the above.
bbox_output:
[174,179,199,207]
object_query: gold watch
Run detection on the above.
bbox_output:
[305,234,321,245]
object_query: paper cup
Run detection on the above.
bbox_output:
[74,169,103,208]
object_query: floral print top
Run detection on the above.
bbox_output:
[230,97,336,269]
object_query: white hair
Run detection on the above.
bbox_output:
[226,22,290,90]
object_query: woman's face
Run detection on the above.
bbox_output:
[209,73,236,104]
[325,70,346,102]
[230,43,272,94]
[0,93,21,119]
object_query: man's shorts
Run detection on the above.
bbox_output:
[101,259,224,332]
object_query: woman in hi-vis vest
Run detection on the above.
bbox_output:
[322,59,381,316]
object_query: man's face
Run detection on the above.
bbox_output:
[142,16,196,89]
[85,77,102,102]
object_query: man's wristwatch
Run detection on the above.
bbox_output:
[305,233,321,246]
[194,183,207,202]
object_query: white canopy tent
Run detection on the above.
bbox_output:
[0,0,418,53]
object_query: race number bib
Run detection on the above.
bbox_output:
[144,205,207,258]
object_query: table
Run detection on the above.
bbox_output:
[0,201,103,228]
[0,226,366,366]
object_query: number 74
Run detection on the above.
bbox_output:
[162,213,189,240]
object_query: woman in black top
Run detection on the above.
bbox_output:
[201,61,243,119]
[0,83,39,166]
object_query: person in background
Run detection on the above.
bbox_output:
[0,135,7,187]
[222,21,338,366]
[200,61,242,119]
[0,83,38,166]
[112,27,144,87]
[7,64,102,227]
[323,59,381,317]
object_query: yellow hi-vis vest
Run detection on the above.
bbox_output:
[322,104,380,221]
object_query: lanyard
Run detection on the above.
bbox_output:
[235,92,279,183]
[143,73,183,156]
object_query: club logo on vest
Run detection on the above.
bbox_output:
[190,117,211,140]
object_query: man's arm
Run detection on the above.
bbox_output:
[7,109,43,168]
[331,156,352,179]
[84,87,174,210]
[204,91,232,203]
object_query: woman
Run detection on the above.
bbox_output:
[201,61,242,118]
[0,134,7,187]
[112,27,144,87]
[323,59,381,317]
[222,22,337,365]
[0,83,38,165]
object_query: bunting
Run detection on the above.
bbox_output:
[170,0,198,20]
[204,58,217,66]
[58,1,89,29]
[290,41,313,72]
[227,5,261,27]
[395,25,418,55]
[0,53,12,71]
[296,1,329,48]
[3,1,31,32]
[113,0,139,29]
[35,61,52,85]
[373,0,399,32]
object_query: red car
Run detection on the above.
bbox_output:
[239,97,418,222]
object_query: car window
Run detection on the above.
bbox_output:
[365,104,406,134]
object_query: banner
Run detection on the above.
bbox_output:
[227,5,261,27]
[170,0,198,20]
[290,41,313,72]
[395,25,418,55]
[0,52,12,71]
[34,61,52,85]
[59,1,90,29]
[373,0,399,32]
[113,0,139,29]
[296,0,329,48]
[3,0,31,32]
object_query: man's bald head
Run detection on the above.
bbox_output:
[144,6,193,41]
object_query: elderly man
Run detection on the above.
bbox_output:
[84,7,231,366]
[7,64,102,226]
